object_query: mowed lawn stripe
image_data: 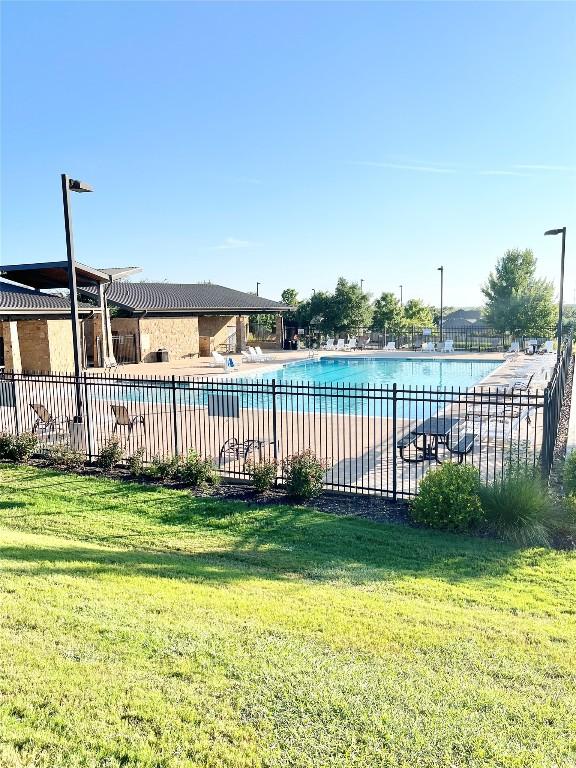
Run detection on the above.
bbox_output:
[0,464,574,768]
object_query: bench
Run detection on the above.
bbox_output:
[450,433,475,463]
[397,433,417,450]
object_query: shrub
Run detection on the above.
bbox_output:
[282,450,326,500]
[126,447,146,477]
[179,450,220,488]
[46,444,85,471]
[145,454,182,481]
[247,459,277,493]
[0,432,38,463]
[97,438,123,471]
[410,463,483,532]
[563,451,576,495]
[479,464,554,547]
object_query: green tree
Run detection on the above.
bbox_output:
[281,288,299,307]
[403,299,434,328]
[321,278,373,333]
[482,249,557,335]
[372,292,404,333]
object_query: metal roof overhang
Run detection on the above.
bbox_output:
[0,262,141,290]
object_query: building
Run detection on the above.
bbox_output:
[1,261,290,370]
[80,281,290,363]
[442,309,490,330]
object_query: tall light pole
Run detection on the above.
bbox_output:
[61,173,92,422]
[544,227,567,362]
[256,281,261,296]
[399,284,403,306]
[360,278,364,292]
[437,266,444,343]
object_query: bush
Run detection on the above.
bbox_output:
[247,459,277,493]
[97,438,123,471]
[46,444,85,471]
[0,432,38,463]
[563,451,576,495]
[282,450,326,500]
[410,463,483,532]
[126,447,146,477]
[479,465,554,547]
[179,450,220,488]
[144,454,182,481]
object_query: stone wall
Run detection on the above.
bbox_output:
[139,316,199,363]
[0,321,22,372]
[198,316,237,355]
[13,319,75,372]
[46,320,76,372]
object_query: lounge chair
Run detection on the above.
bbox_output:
[111,404,145,434]
[323,338,336,351]
[421,341,435,352]
[507,341,520,354]
[29,403,70,436]
[508,372,536,392]
[103,354,118,369]
[383,341,396,351]
[443,340,454,353]
[212,351,240,371]
[255,346,277,361]
[344,337,357,351]
[541,340,554,354]
[335,339,346,351]
[241,350,259,364]
[218,437,274,467]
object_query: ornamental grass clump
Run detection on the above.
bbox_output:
[478,464,554,547]
[410,463,483,532]
[282,450,326,500]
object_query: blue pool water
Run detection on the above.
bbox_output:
[250,357,500,390]
[98,357,500,418]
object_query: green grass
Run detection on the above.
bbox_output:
[0,464,574,768]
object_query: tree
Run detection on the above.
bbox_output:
[321,278,373,333]
[372,292,404,333]
[403,299,434,328]
[281,288,299,307]
[482,249,557,335]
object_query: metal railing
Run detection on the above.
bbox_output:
[1,348,571,497]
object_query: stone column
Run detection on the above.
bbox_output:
[275,314,284,350]
[1,321,22,372]
[92,312,105,367]
[236,315,247,353]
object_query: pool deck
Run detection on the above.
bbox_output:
[93,349,557,390]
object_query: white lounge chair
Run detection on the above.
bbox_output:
[542,340,554,354]
[249,346,272,362]
[421,341,435,352]
[241,350,259,364]
[323,338,336,351]
[384,341,396,351]
[212,351,240,371]
[255,346,277,361]
[507,341,520,354]
[443,340,454,353]
[345,337,357,351]
[335,339,346,351]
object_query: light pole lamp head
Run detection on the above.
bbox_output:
[545,228,565,236]
[69,179,93,193]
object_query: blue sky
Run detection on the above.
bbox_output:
[2,1,575,306]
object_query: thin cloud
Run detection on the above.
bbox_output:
[353,161,457,174]
[478,170,531,177]
[209,237,261,251]
[514,164,576,172]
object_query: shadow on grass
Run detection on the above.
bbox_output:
[0,465,527,584]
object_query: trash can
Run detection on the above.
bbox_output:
[157,348,169,362]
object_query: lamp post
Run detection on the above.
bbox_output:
[399,285,403,306]
[437,266,444,343]
[61,173,92,422]
[360,278,364,292]
[544,227,567,362]
[256,281,261,296]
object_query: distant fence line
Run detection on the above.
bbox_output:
[0,343,571,499]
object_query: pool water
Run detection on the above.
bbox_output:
[250,357,500,390]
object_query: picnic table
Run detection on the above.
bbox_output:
[397,416,475,464]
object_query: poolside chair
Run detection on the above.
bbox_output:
[211,351,228,369]
[335,339,346,351]
[383,341,396,351]
[421,341,435,352]
[111,404,145,435]
[507,341,520,354]
[255,346,277,361]
[241,350,259,364]
[29,403,70,436]
[344,337,357,351]
[103,354,118,369]
[542,340,554,354]
[218,437,274,468]
[443,340,454,353]
[323,338,336,351]
[508,372,536,392]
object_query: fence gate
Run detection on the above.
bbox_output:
[112,334,138,364]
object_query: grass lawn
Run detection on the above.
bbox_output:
[0,464,574,768]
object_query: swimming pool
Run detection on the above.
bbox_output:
[249,356,500,389]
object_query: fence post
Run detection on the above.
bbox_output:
[84,373,92,462]
[171,375,179,457]
[542,385,551,478]
[392,383,398,501]
[272,378,278,462]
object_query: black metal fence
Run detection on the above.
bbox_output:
[1,346,571,498]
